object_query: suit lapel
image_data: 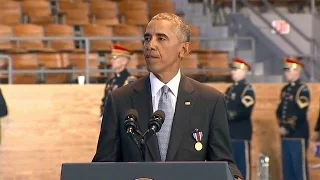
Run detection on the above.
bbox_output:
[166,75,196,161]
[131,76,161,161]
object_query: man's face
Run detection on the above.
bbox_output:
[231,68,246,82]
[284,69,300,81]
[111,56,128,72]
[143,19,185,75]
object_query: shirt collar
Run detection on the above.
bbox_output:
[149,69,181,98]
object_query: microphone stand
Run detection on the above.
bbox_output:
[128,129,156,162]
[127,129,145,162]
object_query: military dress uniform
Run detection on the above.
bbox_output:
[277,57,310,180]
[314,97,320,135]
[100,69,136,116]
[100,45,137,117]
[226,58,255,140]
[276,80,310,145]
[276,60,310,148]
[225,58,255,180]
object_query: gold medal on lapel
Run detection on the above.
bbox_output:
[195,142,203,151]
[193,129,203,151]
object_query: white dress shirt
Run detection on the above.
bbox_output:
[149,70,181,113]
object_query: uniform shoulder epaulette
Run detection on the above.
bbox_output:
[241,84,255,108]
[240,84,253,98]
[124,75,137,86]
[295,84,309,109]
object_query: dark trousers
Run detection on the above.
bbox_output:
[282,138,309,180]
[231,140,251,180]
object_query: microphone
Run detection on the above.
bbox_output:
[123,109,144,161]
[143,110,166,145]
[148,110,165,133]
[124,109,138,135]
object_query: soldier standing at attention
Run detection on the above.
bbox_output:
[276,57,310,148]
[276,57,310,180]
[225,58,255,140]
[312,97,320,142]
[100,44,136,118]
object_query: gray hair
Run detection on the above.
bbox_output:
[151,13,190,43]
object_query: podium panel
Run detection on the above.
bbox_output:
[61,162,234,180]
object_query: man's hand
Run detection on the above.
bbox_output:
[279,126,288,136]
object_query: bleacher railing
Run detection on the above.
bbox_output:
[0,36,255,84]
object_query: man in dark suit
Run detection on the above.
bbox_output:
[0,88,8,144]
[93,13,242,180]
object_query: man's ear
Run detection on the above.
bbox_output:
[179,42,191,59]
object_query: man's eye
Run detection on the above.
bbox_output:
[144,37,151,41]
[159,37,166,41]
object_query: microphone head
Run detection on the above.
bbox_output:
[148,110,165,133]
[124,109,138,133]
[153,110,165,123]
[125,109,138,120]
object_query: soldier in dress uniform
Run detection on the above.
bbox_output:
[225,58,255,180]
[276,57,310,180]
[276,57,310,148]
[225,57,255,140]
[312,101,320,142]
[100,44,137,118]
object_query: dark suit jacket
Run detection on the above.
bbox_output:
[0,88,8,118]
[93,74,242,179]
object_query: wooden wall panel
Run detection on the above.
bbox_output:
[0,83,319,180]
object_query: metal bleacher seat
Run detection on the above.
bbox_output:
[131,52,148,78]
[122,10,149,27]
[37,53,70,84]
[21,0,55,25]
[67,53,101,82]
[198,51,231,81]
[12,24,55,52]
[0,0,231,84]
[43,24,82,53]
[148,0,177,18]
[88,0,119,26]
[10,53,40,84]
[190,25,201,51]
[0,24,15,53]
[0,0,21,26]
[118,0,149,27]
[112,24,143,51]
[57,0,89,26]
[118,0,147,15]
[81,24,113,53]
[180,53,200,78]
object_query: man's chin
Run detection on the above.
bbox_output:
[146,66,159,74]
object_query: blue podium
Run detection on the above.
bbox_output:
[60,162,235,180]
